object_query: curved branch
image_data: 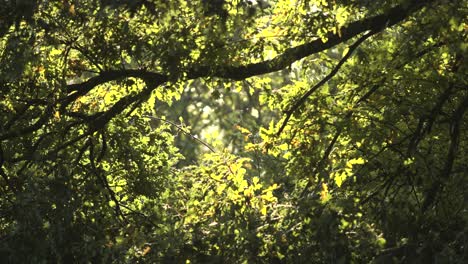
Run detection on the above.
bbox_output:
[188,0,435,80]
[277,30,376,136]
[59,0,433,123]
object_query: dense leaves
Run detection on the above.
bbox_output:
[1,0,467,262]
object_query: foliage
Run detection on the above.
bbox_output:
[1,0,467,263]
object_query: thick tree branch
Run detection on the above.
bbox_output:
[0,0,434,147]
[66,70,166,93]
[62,70,167,110]
[62,0,433,121]
[188,0,435,80]
[64,0,433,134]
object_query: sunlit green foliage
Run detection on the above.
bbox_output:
[1,0,467,262]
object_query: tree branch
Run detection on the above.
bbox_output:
[62,70,167,111]
[277,30,376,136]
[0,0,434,147]
[187,0,435,80]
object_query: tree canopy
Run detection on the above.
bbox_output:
[1,0,467,262]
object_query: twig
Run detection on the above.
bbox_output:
[144,115,216,153]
